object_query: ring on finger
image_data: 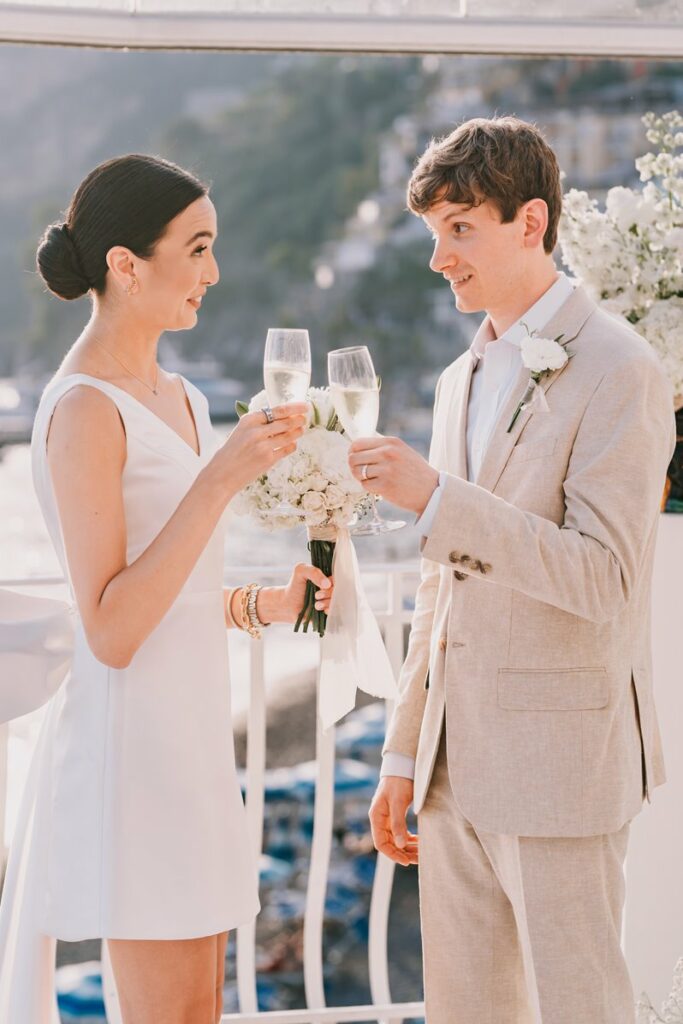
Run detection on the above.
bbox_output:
[361,463,370,482]
[262,406,275,425]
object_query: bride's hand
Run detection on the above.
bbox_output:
[209,403,309,496]
[256,564,334,625]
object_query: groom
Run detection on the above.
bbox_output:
[349,116,676,1023]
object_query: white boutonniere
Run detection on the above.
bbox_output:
[507,324,571,433]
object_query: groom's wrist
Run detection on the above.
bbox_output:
[415,471,446,537]
[381,751,416,780]
[412,467,440,517]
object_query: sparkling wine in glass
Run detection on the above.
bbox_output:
[328,346,405,535]
[264,328,311,407]
[262,328,311,517]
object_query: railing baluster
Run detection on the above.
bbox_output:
[369,571,406,1024]
[303,655,336,1018]
[237,636,267,1014]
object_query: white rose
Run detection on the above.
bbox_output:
[307,386,336,427]
[325,484,346,509]
[331,506,354,526]
[297,426,329,460]
[301,491,327,515]
[308,511,329,527]
[292,474,315,495]
[308,471,328,492]
[520,335,569,374]
[248,389,271,413]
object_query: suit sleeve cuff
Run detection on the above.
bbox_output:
[414,471,447,538]
[380,752,416,780]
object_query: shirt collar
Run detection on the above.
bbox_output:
[469,272,575,363]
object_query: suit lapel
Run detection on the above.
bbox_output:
[443,350,475,480]
[474,285,597,494]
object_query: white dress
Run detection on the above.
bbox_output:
[0,373,260,1022]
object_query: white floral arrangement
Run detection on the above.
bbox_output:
[231,386,367,532]
[559,110,683,404]
[636,956,683,1022]
[231,386,370,636]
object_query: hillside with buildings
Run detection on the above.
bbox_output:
[1,46,681,430]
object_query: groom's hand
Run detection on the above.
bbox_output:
[369,777,419,867]
[348,436,439,516]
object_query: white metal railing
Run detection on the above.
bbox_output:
[0,565,425,1024]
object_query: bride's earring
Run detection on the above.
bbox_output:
[125,277,138,296]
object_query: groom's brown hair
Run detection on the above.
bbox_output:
[407,115,562,253]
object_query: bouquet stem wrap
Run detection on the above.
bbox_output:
[295,525,338,637]
[299,526,399,730]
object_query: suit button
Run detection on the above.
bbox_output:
[448,551,460,564]
[453,570,467,581]
[438,636,447,652]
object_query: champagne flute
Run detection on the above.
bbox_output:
[262,328,311,517]
[328,345,405,535]
[264,328,311,407]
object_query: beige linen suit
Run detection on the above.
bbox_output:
[384,286,676,1022]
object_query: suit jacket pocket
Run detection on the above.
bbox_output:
[507,435,559,465]
[498,667,608,710]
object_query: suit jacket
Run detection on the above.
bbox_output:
[384,285,677,836]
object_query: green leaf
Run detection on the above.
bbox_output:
[235,400,249,417]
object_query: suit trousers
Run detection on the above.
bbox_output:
[417,729,634,1024]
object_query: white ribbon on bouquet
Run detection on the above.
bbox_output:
[310,526,399,731]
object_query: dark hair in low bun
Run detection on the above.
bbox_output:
[36,154,209,301]
[36,223,92,301]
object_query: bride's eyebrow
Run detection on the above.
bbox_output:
[185,230,216,246]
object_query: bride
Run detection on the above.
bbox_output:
[0,153,333,1024]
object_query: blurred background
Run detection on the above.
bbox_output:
[1,41,681,1021]
[2,49,682,397]
[1,46,681,577]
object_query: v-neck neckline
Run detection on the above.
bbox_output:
[50,372,203,459]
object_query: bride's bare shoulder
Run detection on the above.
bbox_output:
[46,379,126,462]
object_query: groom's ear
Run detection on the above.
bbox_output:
[521,198,549,251]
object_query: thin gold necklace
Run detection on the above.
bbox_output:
[93,339,160,396]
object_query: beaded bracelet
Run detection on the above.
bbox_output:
[240,583,270,639]
[248,584,270,634]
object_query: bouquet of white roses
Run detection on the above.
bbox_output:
[231,387,370,636]
[559,110,683,402]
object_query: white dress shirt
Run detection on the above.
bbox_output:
[381,272,575,781]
